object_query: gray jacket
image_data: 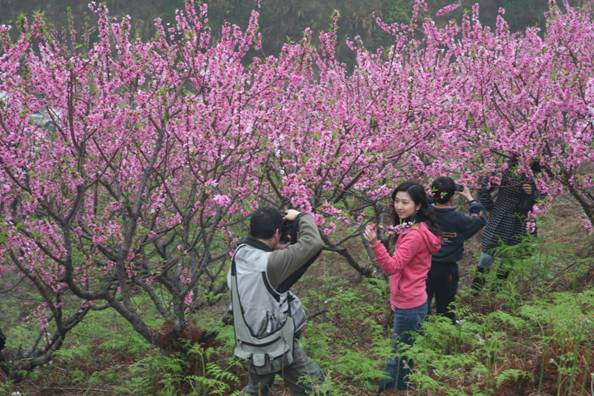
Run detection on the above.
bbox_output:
[228,214,323,337]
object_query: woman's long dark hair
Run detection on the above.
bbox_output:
[391,181,440,237]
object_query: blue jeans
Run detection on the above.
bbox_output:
[379,301,428,392]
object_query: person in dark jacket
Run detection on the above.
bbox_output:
[429,177,487,321]
[472,161,540,289]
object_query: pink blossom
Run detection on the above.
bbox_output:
[184,290,194,307]
[581,217,593,234]
[387,221,415,236]
[0,0,592,364]
[211,194,231,206]
[436,3,461,17]
[526,219,537,234]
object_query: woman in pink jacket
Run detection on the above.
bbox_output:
[364,181,441,393]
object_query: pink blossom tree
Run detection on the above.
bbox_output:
[0,0,274,373]
[260,9,472,276]
[428,2,594,224]
[0,0,591,378]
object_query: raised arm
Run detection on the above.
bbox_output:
[267,214,323,292]
[370,231,422,275]
[458,186,487,239]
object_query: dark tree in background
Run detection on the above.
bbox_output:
[0,0,588,66]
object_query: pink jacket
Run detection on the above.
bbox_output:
[372,222,441,310]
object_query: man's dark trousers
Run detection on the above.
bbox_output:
[426,261,458,322]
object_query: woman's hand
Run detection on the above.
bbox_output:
[363,224,379,245]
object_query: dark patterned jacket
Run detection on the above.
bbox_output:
[478,170,538,252]
[0,327,5,351]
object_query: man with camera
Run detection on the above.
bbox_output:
[228,207,325,395]
[429,177,487,322]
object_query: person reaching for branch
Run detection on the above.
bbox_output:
[363,182,441,393]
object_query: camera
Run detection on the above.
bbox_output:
[280,218,300,244]
[454,184,464,192]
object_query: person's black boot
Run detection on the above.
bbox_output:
[377,378,396,395]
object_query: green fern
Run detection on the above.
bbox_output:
[495,368,530,388]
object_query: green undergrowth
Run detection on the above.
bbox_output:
[407,237,593,396]
[297,236,593,395]
[5,296,243,395]
[408,289,592,396]
[3,232,592,396]
[300,276,393,393]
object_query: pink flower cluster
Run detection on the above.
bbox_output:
[0,0,591,358]
[387,221,415,236]
[436,3,461,17]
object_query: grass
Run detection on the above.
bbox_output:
[1,199,592,395]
